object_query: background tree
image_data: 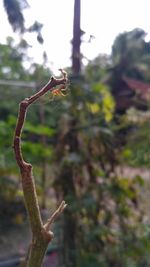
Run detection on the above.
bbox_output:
[109,28,150,92]
[72,0,81,75]
[3,0,44,43]
[3,0,28,33]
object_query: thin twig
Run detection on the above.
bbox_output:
[44,201,67,231]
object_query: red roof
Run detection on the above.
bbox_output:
[123,76,150,99]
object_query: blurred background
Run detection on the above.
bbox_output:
[1,0,150,266]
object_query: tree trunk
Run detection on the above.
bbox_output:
[56,119,78,267]
[72,0,81,75]
[39,102,47,209]
[61,165,77,267]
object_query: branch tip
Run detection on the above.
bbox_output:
[44,200,67,231]
[59,200,67,212]
[59,68,67,80]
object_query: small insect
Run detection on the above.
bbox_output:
[49,84,69,101]
[33,81,70,105]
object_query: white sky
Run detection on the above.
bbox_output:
[1,0,150,74]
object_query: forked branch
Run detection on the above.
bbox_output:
[13,69,68,267]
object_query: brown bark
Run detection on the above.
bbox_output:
[56,118,78,267]
[39,102,47,209]
[13,70,68,267]
[72,0,81,75]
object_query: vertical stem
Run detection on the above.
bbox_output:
[39,102,47,209]
[72,0,81,75]
[21,166,43,235]
[56,119,78,267]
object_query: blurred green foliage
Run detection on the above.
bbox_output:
[122,116,150,168]
[0,29,150,266]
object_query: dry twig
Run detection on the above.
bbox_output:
[13,70,68,267]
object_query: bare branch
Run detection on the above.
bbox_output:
[13,69,68,168]
[12,70,68,267]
